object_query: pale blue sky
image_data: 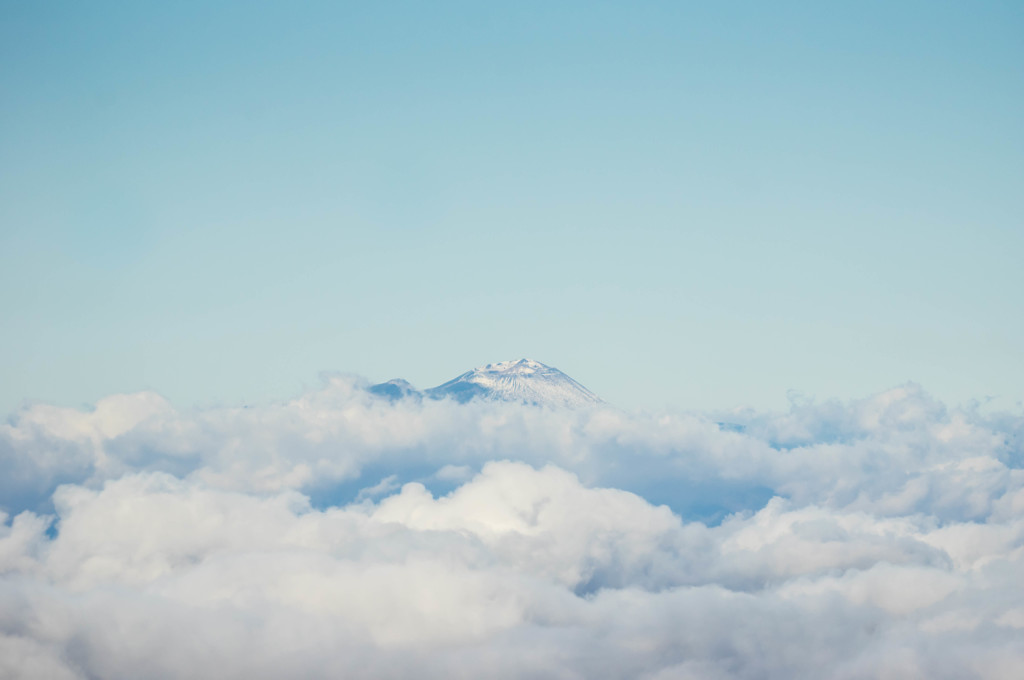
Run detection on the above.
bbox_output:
[1,1,1022,413]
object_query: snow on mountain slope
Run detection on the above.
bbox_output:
[424,359,602,407]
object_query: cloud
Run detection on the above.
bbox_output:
[0,379,1022,678]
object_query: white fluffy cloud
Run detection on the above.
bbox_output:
[1,379,1022,678]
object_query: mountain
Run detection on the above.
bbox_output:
[368,359,602,408]
[366,378,420,402]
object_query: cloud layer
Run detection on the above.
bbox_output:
[2,378,1023,678]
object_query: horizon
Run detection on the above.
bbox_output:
[7,355,1018,417]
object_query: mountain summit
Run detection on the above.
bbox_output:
[426,359,601,407]
[369,359,602,408]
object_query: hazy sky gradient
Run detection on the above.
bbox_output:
[2,1,1022,413]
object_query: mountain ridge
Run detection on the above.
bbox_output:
[369,359,601,408]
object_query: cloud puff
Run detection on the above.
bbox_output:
[1,380,1022,678]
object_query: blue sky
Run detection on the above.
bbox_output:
[1,0,1022,413]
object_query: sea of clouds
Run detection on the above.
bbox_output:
[1,376,1022,679]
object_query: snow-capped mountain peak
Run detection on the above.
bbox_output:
[480,358,545,374]
[425,358,601,407]
[367,359,602,408]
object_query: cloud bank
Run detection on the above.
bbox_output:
[1,378,1022,678]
